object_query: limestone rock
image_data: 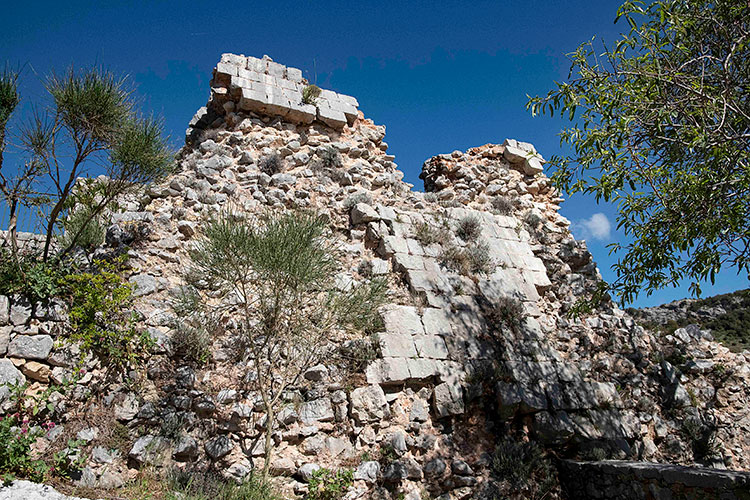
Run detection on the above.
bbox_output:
[7,335,53,360]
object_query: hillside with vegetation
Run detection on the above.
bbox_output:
[629,289,750,353]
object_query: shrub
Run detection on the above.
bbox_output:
[492,437,556,494]
[63,257,154,371]
[302,84,321,105]
[0,381,77,482]
[440,241,494,276]
[259,153,282,176]
[319,146,343,170]
[465,241,494,274]
[0,249,63,302]
[171,323,212,365]
[455,215,482,241]
[305,468,354,500]
[682,416,718,462]
[488,295,525,332]
[491,196,514,215]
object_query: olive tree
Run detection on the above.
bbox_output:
[184,210,386,476]
[0,66,173,260]
[528,0,750,304]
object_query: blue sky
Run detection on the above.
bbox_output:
[2,0,747,306]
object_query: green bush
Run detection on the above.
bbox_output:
[63,257,153,370]
[302,84,321,105]
[0,249,63,302]
[305,468,354,500]
[0,381,78,482]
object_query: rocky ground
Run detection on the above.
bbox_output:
[1,53,749,500]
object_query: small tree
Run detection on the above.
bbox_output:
[185,210,386,476]
[0,66,173,261]
[528,0,750,304]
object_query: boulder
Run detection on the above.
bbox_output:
[0,359,25,402]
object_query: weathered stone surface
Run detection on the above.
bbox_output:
[297,463,321,482]
[9,298,32,325]
[382,305,424,336]
[0,295,8,324]
[378,333,417,358]
[129,273,159,297]
[351,203,379,225]
[433,381,464,417]
[7,335,53,360]
[355,461,380,483]
[366,358,411,384]
[350,385,389,424]
[298,398,335,423]
[129,436,170,465]
[205,435,234,460]
[0,358,25,402]
[0,326,10,355]
[21,361,51,382]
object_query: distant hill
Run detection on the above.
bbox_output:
[628,289,750,352]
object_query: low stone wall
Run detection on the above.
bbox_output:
[558,460,750,500]
[0,230,46,252]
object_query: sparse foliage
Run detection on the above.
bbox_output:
[0,66,173,262]
[187,210,387,477]
[528,0,750,304]
[301,84,322,105]
[305,468,354,500]
[491,196,514,215]
[455,215,482,241]
[259,153,282,176]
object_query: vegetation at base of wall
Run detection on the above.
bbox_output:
[491,437,558,499]
[62,256,153,371]
[0,380,82,483]
[301,84,321,105]
[305,468,354,500]
[165,468,279,500]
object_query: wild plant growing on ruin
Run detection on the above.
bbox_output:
[185,210,386,477]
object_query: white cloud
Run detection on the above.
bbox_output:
[575,212,611,241]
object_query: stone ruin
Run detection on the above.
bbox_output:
[1,53,749,499]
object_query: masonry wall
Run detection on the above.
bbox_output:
[558,460,750,500]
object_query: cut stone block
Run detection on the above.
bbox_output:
[414,335,449,359]
[366,358,411,385]
[378,333,418,358]
[382,305,424,336]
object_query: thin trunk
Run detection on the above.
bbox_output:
[262,403,274,478]
[6,197,19,261]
